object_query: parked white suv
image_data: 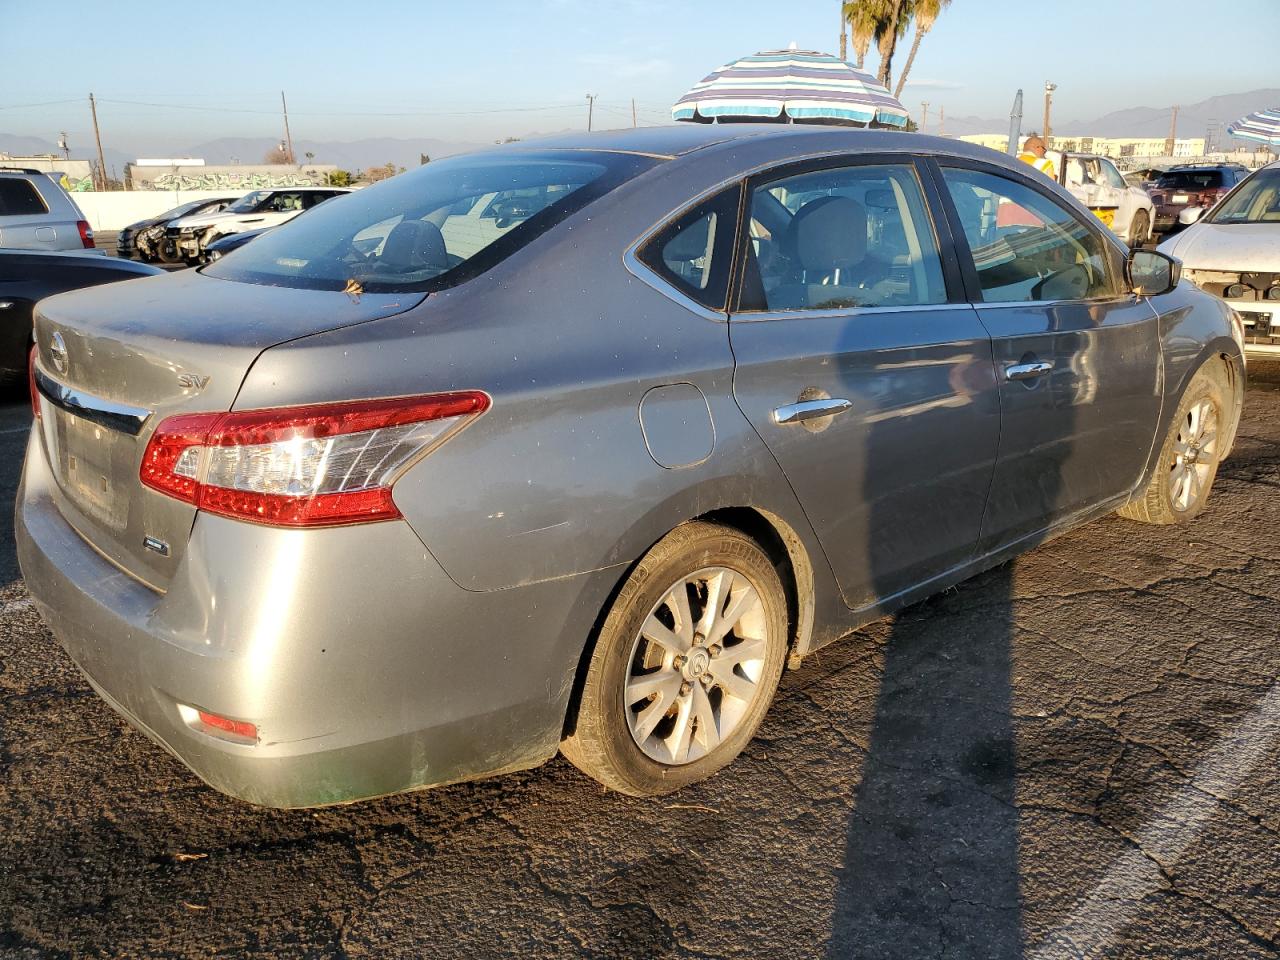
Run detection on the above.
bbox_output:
[0,167,95,251]
[167,187,350,262]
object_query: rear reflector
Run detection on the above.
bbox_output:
[197,710,258,741]
[141,392,489,527]
[28,347,40,420]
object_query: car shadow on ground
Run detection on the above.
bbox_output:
[826,570,1022,958]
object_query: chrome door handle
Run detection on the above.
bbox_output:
[1004,361,1053,382]
[772,398,853,425]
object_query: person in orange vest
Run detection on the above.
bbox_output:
[1018,135,1057,179]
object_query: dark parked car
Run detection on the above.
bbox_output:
[202,226,268,262]
[1149,164,1250,234]
[117,197,238,262]
[0,249,161,388]
[19,127,1244,808]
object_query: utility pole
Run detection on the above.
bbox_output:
[939,105,945,137]
[1165,105,1179,157]
[920,101,929,135]
[88,94,108,191]
[1043,82,1057,147]
[586,93,597,132]
[281,90,296,164]
[631,98,637,128]
[839,4,848,60]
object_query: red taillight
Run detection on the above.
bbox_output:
[77,220,94,249]
[197,710,258,741]
[140,392,489,527]
[28,346,40,420]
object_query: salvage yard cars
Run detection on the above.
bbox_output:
[20,126,1244,807]
[1161,160,1280,356]
[166,186,349,263]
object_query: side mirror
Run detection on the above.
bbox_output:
[1128,249,1181,297]
[1178,206,1206,226]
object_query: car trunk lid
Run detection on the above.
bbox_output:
[32,270,424,589]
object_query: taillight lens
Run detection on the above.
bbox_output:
[28,346,40,420]
[140,392,489,527]
[76,220,94,248]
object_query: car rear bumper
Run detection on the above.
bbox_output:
[16,434,611,807]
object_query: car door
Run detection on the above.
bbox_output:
[932,160,1163,553]
[728,156,1001,611]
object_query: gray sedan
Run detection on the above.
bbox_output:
[18,126,1245,807]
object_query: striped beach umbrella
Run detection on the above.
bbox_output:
[1227,108,1280,147]
[672,47,910,128]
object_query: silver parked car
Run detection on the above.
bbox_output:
[19,127,1245,807]
[0,167,95,251]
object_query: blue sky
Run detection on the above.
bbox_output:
[2,0,1276,150]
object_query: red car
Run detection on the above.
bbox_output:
[1149,164,1249,235]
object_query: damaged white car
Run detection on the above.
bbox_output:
[1160,161,1280,357]
[166,187,349,263]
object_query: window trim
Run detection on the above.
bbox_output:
[923,155,1130,306]
[730,153,967,318]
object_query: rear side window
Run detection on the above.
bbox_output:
[941,166,1118,303]
[636,186,739,310]
[739,162,948,312]
[205,151,651,293]
[0,178,49,216]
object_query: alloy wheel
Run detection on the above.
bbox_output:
[1170,397,1219,512]
[623,566,769,765]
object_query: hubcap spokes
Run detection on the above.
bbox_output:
[624,567,768,765]
[1170,398,1218,511]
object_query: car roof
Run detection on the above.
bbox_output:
[0,248,163,273]
[505,123,1007,164]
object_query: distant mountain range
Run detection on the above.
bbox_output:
[928,88,1280,140]
[4,88,1277,171]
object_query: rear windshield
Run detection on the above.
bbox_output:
[204,150,653,293]
[1155,170,1224,191]
[1207,168,1280,225]
[0,178,49,216]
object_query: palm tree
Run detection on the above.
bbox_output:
[842,0,883,69]
[893,0,951,99]
[874,0,910,89]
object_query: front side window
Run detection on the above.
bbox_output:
[263,192,304,213]
[740,163,948,312]
[941,167,1118,303]
[205,151,650,292]
[1100,160,1127,190]
[227,191,268,213]
[1207,168,1280,225]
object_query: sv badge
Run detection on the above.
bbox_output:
[177,373,211,391]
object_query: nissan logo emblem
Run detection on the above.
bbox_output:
[49,332,69,376]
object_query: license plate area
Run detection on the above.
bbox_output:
[45,406,134,532]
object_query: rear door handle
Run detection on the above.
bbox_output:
[1004,361,1053,382]
[772,398,853,425]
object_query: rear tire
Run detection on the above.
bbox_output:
[1119,366,1229,524]
[561,522,788,796]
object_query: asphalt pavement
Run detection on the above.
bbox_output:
[0,367,1277,959]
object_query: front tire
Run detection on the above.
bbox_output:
[1119,367,1228,524]
[562,522,788,796]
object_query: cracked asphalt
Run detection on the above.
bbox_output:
[0,365,1277,960]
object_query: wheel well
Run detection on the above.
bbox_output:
[559,506,816,741]
[1216,351,1244,460]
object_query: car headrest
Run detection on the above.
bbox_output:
[381,219,447,271]
[787,195,867,272]
[864,188,897,211]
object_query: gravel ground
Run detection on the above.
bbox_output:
[0,365,1277,960]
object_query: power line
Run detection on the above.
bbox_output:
[0,98,83,110]
[95,98,589,118]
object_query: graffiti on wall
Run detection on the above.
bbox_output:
[144,170,330,191]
